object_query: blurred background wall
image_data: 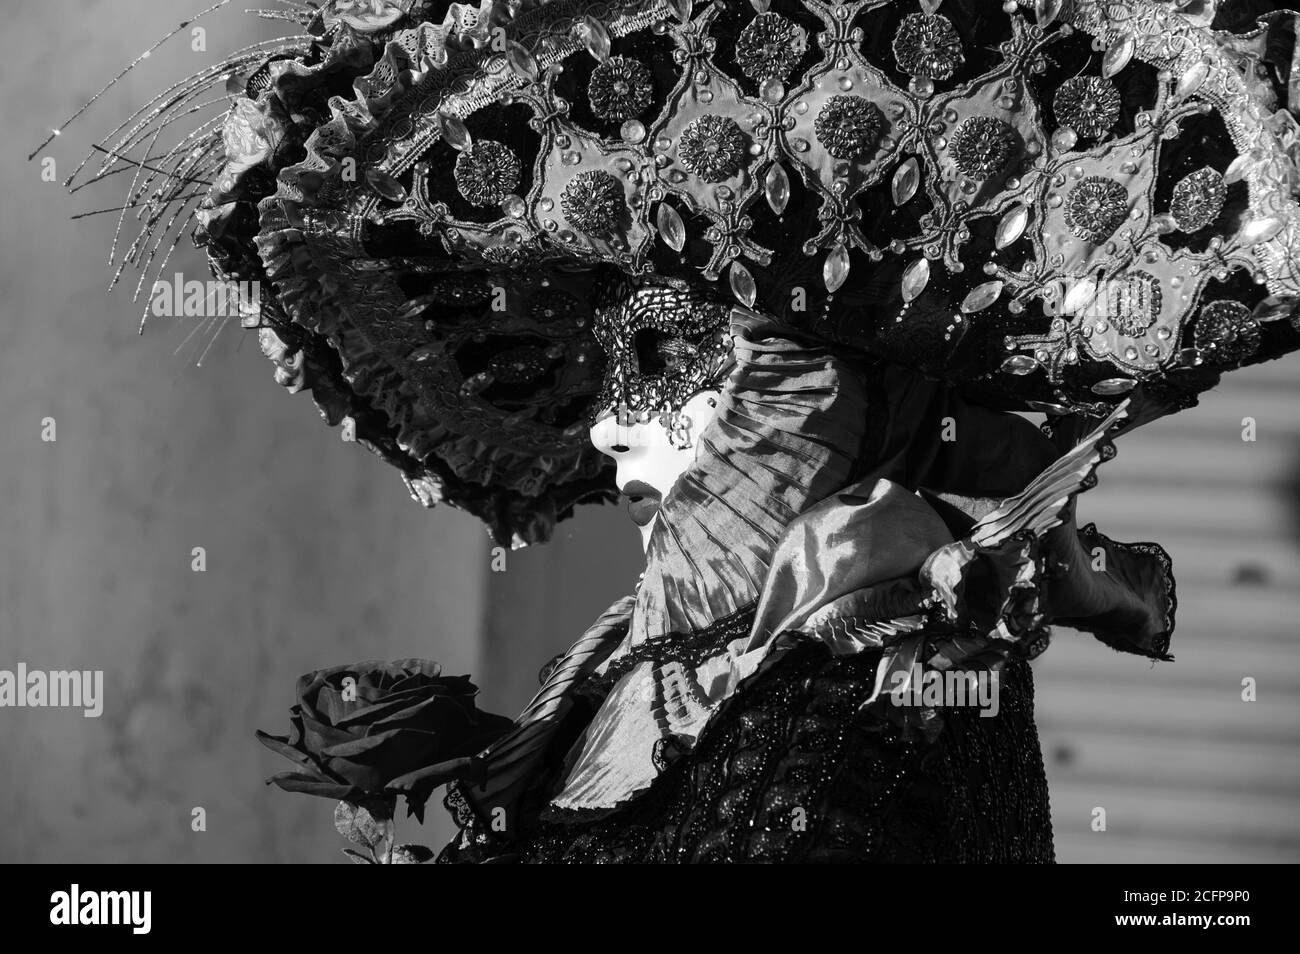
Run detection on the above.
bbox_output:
[0,1,490,863]
[2,2,1297,864]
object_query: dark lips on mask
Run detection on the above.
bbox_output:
[621,479,662,528]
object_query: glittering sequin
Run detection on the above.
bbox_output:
[892,13,965,81]
[736,12,808,82]
[1105,270,1162,336]
[1064,176,1129,244]
[949,115,1018,179]
[1195,300,1260,366]
[453,140,521,207]
[588,56,654,122]
[561,170,624,233]
[678,115,747,182]
[1053,76,1121,139]
[814,95,884,160]
[1170,166,1227,232]
[488,345,552,384]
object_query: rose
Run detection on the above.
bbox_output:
[321,0,410,34]
[221,98,278,178]
[257,659,512,820]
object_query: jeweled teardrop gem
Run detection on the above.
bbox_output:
[824,244,850,292]
[892,157,920,206]
[225,72,246,97]
[396,294,439,319]
[1242,216,1284,245]
[656,202,686,252]
[439,113,471,151]
[1224,152,1254,185]
[581,15,612,63]
[961,280,1003,313]
[1091,377,1137,396]
[1035,0,1063,27]
[730,260,757,307]
[506,41,539,82]
[365,168,407,202]
[750,0,771,12]
[765,163,790,215]
[1176,60,1209,100]
[1102,35,1135,78]
[901,258,930,302]
[1063,277,1097,315]
[1001,355,1041,375]
[995,204,1029,248]
[1253,295,1291,323]
[920,0,944,12]
[670,0,692,22]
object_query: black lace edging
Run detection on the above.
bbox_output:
[1076,522,1176,661]
[579,603,758,698]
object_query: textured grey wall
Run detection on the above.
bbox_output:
[0,2,489,863]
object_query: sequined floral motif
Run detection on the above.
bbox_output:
[561,170,624,233]
[589,56,654,122]
[1064,176,1129,244]
[489,345,552,384]
[1194,300,1260,366]
[453,140,521,207]
[1053,76,1121,139]
[814,95,884,160]
[892,13,965,81]
[1170,166,1227,232]
[736,12,808,82]
[679,115,747,182]
[949,116,1019,179]
[529,289,580,323]
[429,277,491,308]
[1105,270,1163,336]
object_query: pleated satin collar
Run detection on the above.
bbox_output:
[609,310,870,659]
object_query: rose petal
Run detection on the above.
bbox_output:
[255,729,315,768]
[266,771,359,801]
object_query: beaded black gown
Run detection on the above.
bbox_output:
[443,613,1054,864]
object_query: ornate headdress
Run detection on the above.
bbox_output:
[58,0,1300,545]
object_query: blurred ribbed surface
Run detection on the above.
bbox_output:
[1038,360,1300,863]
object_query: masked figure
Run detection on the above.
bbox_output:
[66,0,1300,862]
